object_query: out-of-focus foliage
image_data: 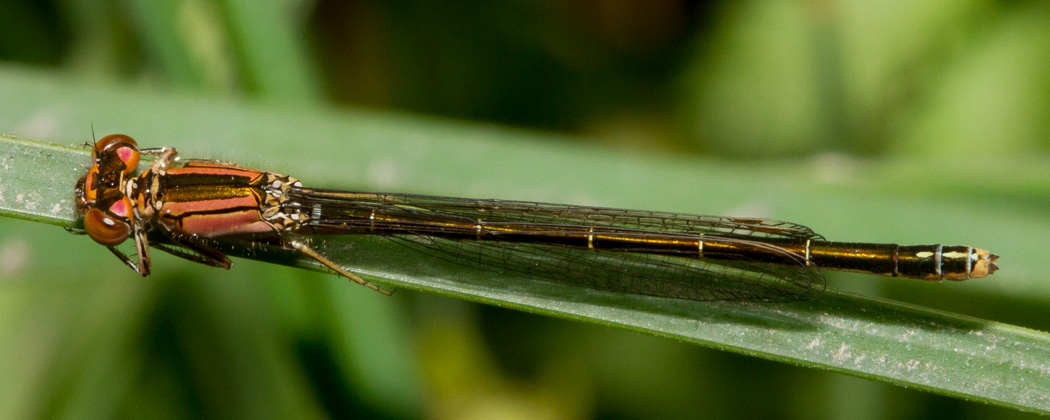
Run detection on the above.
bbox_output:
[0,0,1048,418]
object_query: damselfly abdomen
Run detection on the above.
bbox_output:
[74,134,998,302]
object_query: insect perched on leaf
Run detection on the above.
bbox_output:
[74,134,998,302]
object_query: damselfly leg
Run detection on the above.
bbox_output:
[287,240,393,295]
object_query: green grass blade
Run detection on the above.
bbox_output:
[0,136,84,226]
[1,67,1049,413]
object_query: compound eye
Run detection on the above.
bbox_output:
[94,134,140,174]
[84,207,132,246]
[95,134,139,153]
[77,167,99,206]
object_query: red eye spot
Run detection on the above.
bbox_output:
[109,198,130,217]
[84,208,131,246]
[116,146,140,171]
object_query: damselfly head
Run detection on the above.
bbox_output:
[77,134,141,246]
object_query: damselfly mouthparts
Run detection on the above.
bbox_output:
[74,135,998,302]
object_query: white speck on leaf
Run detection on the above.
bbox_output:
[832,343,852,363]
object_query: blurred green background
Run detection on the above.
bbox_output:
[1,0,1048,419]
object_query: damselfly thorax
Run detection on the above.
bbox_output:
[74,134,998,302]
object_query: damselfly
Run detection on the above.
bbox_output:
[74,134,998,302]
